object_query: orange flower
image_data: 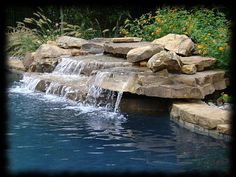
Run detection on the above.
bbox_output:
[155,29,160,34]
[219,46,225,51]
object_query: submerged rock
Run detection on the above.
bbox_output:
[147,51,183,73]
[56,36,88,49]
[152,34,194,56]
[127,45,164,63]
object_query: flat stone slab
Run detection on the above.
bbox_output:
[111,37,142,43]
[170,100,231,130]
[180,56,216,71]
[92,67,226,99]
[104,42,151,55]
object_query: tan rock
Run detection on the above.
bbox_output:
[147,51,183,73]
[93,66,226,99]
[23,52,35,70]
[180,56,216,71]
[46,40,57,45]
[139,61,148,67]
[152,34,194,56]
[104,42,151,55]
[34,44,71,60]
[217,124,231,135]
[70,49,89,56]
[127,45,164,63]
[170,101,230,129]
[7,58,26,71]
[111,37,142,43]
[181,64,197,75]
[56,36,88,49]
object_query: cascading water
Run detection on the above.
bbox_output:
[114,92,123,112]
[18,56,125,112]
[53,57,86,75]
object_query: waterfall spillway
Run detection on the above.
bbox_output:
[18,55,129,112]
[114,92,123,112]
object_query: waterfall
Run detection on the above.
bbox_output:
[18,56,127,113]
[21,75,41,91]
[53,57,86,75]
[85,71,115,107]
[114,91,123,112]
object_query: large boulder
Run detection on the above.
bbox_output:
[179,56,216,71]
[152,34,194,56]
[104,42,151,55]
[127,45,164,63]
[34,44,71,60]
[147,51,183,73]
[56,36,88,49]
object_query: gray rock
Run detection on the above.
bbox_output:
[81,42,104,54]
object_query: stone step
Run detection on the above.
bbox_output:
[93,67,226,99]
[170,100,231,137]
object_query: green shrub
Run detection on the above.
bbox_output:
[6,8,91,56]
[6,22,41,56]
[119,6,231,71]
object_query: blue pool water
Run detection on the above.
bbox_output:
[6,78,230,174]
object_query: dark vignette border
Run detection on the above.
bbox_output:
[0,0,234,177]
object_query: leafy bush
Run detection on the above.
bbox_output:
[119,6,231,71]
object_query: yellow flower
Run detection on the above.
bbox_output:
[197,44,204,49]
[207,33,211,36]
[151,32,155,36]
[219,46,225,51]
